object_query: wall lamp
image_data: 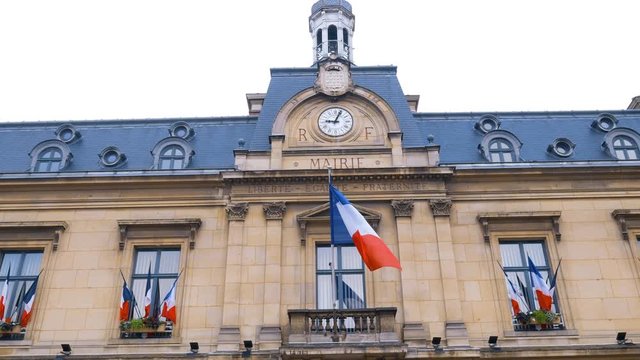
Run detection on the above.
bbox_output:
[242,340,253,358]
[432,336,443,352]
[617,332,634,345]
[60,344,72,356]
[189,342,199,354]
[488,336,500,350]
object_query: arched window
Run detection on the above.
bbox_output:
[478,130,522,163]
[489,138,516,162]
[328,25,338,53]
[343,28,349,46]
[316,29,323,47]
[602,128,640,161]
[159,145,186,170]
[35,147,63,172]
[29,140,72,173]
[612,135,639,160]
[151,137,194,170]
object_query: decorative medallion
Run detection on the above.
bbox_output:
[314,60,354,97]
[226,203,249,221]
[429,199,452,217]
[391,200,414,217]
[263,202,287,220]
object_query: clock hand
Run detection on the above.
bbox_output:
[333,110,343,123]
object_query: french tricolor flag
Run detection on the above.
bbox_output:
[119,280,134,321]
[506,277,522,315]
[161,280,177,323]
[330,184,401,271]
[143,267,152,318]
[528,256,552,311]
[0,267,10,322]
[20,275,39,327]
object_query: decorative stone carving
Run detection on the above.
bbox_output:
[612,209,640,241]
[477,212,561,242]
[117,219,202,250]
[263,202,286,220]
[226,203,248,221]
[0,221,67,251]
[391,200,414,217]
[314,59,354,97]
[429,199,452,217]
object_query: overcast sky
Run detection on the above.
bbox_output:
[1,0,639,122]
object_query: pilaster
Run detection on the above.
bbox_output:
[390,200,428,348]
[429,198,469,347]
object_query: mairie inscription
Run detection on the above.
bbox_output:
[242,182,433,195]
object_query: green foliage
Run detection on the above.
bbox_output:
[531,309,557,324]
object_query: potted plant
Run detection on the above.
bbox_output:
[0,321,22,334]
[120,317,166,333]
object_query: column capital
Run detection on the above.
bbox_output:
[391,200,414,217]
[226,202,249,221]
[429,199,452,217]
[263,202,287,220]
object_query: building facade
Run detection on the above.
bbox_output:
[0,1,639,358]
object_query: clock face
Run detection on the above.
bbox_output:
[318,107,353,137]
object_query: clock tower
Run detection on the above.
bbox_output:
[309,0,355,64]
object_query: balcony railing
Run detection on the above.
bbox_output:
[512,313,565,331]
[287,307,399,344]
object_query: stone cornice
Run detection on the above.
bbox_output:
[117,218,202,250]
[0,221,68,251]
[223,168,453,184]
[612,209,640,241]
[477,211,561,242]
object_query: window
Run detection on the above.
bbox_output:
[122,248,180,339]
[602,128,640,161]
[29,140,72,173]
[151,138,194,170]
[99,146,126,167]
[328,25,338,53]
[612,135,638,160]
[35,147,63,172]
[0,251,43,340]
[159,145,185,170]
[489,138,516,162]
[478,130,522,163]
[499,241,563,330]
[547,138,576,158]
[316,245,365,310]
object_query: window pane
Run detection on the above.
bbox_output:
[503,153,513,162]
[523,243,546,266]
[340,274,365,309]
[135,251,156,274]
[317,275,332,309]
[131,279,147,318]
[341,247,362,270]
[505,272,528,313]
[500,243,522,267]
[159,250,180,274]
[629,150,638,160]
[173,159,184,169]
[22,253,43,276]
[0,254,21,275]
[316,247,333,270]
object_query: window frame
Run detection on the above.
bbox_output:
[478,130,522,163]
[315,244,366,310]
[150,137,194,170]
[602,128,640,161]
[29,140,72,173]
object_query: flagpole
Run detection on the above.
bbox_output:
[328,167,338,310]
[120,270,142,319]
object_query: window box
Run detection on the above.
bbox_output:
[120,319,172,339]
[0,322,24,340]
[513,311,564,331]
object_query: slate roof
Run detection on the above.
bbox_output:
[311,0,353,14]
[1,64,639,176]
[415,110,640,165]
[0,117,256,174]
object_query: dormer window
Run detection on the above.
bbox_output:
[169,122,195,140]
[612,135,638,160]
[99,146,127,167]
[29,140,72,172]
[151,138,195,170]
[489,139,515,162]
[478,130,522,163]
[602,128,640,160]
[55,124,81,143]
[474,115,501,133]
[591,114,618,132]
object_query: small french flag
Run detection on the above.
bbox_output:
[330,184,401,271]
[21,275,39,327]
[161,280,177,323]
[528,256,553,311]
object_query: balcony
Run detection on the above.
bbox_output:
[283,308,405,359]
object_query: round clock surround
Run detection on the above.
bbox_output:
[318,107,354,137]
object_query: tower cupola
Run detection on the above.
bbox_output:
[309,0,355,64]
